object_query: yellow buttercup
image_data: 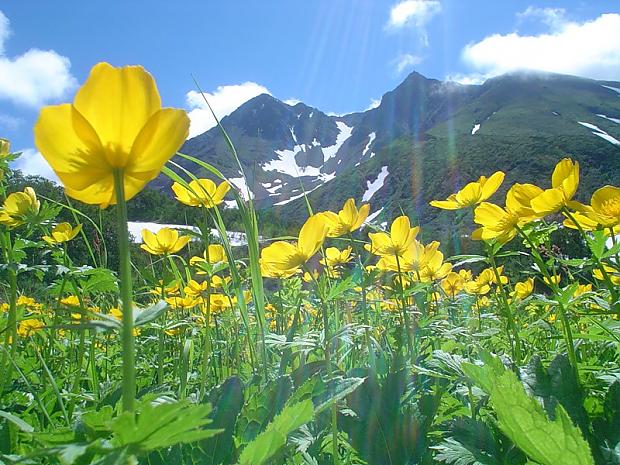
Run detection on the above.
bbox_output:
[34,62,189,207]
[141,228,191,255]
[172,179,230,208]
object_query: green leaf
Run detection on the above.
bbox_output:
[462,355,595,465]
[0,411,34,433]
[109,400,222,455]
[134,301,168,326]
[239,399,314,465]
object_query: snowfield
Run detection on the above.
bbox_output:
[362,166,389,202]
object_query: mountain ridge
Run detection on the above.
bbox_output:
[152,69,620,242]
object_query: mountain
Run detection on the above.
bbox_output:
[153,70,620,243]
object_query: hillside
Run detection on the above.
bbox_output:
[153,71,620,243]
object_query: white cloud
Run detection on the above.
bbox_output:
[387,0,441,29]
[461,13,620,81]
[186,82,270,138]
[284,98,301,106]
[11,148,59,182]
[366,98,381,110]
[517,7,567,30]
[445,72,490,85]
[393,53,422,74]
[0,10,77,107]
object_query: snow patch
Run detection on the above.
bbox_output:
[263,145,323,178]
[228,177,254,201]
[471,123,481,135]
[602,85,620,95]
[127,222,249,247]
[362,166,389,202]
[362,132,376,157]
[322,122,354,161]
[289,126,298,144]
[578,121,620,146]
[597,114,620,124]
[364,208,384,225]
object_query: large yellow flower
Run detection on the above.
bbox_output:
[368,216,419,257]
[0,187,40,228]
[140,228,191,255]
[472,183,542,243]
[172,179,230,208]
[320,198,370,237]
[530,158,579,216]
[42,222,82,245]
[430,171,505,210]
[34,62,189,206]
[564,185,620,230]
[260,214,329,274]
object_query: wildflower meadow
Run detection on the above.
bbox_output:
[0,63,619,465]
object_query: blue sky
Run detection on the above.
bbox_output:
[0,0,619,179]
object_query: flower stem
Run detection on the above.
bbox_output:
[113,169,135,412]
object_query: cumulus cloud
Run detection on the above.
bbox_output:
[387,0,441,29]
[186,82,270,138]
[461,12,620,81]
[0,10,77,107]
[284,98,301,106]
[393,53,422,74]
[11,148,59,182]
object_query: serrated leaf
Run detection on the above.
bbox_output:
[463,355,595,465]
[239,399,314,465]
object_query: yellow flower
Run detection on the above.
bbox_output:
[141,228,190,255]
[530,158,579,216]
[593,265,620,285]
[320,198,370,237]
[441,272,465,297]
[573,283,592,297]
[190,244,226,272]
[149,280,180,297]
[210,275,231,289]
[472,183,542,243]
[369,216,419,257]
[543,274,561,288]
[108,307,123,320]
[34,62,189,206]
[184,279,208,297]
[564,185,620,230]
[42,222,82,245]
[513,277,534,300]
[430,171,505,210]
[419,249,452,282]
[60,295,80,307]
[172,179,230,208]
[261,261,300,279]
[0,187,40,228]
[376,239,430,273]
[320,246,353,268]
[0,138,10,159]
[17,319,45,337]
[302,269,320,283]
[260,214,329,274]
[166,295,200,310]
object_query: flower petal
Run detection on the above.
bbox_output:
[74,63,161,159]
[129,108,190,174]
